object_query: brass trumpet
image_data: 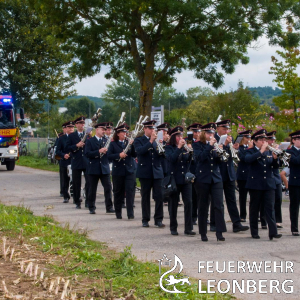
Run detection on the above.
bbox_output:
[267,145,291,167]
[210,137,230,162]
[100,112,126,158]
[118,115,149,161]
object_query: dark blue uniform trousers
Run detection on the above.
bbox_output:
[72,169,89,205]
[169,183,193,232]
[249,189,277,237]
[139,178,163,224]
[88,174,113,211]
[112,173,135,218]
[289,185,300,233]
[195,180,227,234]
[237,180,248,220]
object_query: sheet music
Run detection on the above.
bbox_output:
[278,142,290,150]
[218,134,227,145]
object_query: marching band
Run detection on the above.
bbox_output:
[54,113,299,241]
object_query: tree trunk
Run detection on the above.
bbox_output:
[138,68,155,117]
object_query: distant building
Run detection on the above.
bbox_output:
[59,107,68,114]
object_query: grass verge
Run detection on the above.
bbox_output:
[0,203,233,299]
[16,155,59,172]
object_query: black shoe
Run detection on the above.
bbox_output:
[292,232,300,236]
[142,222,149,228]
[233,224,249,232]
[171,230,178,236]
[75,205,81,209]
[184,230,196,236]
[261,225,267,230]
[277,224,283,229]
[210,225,216,232]
[252,235,260,239]
[106,208,115,213]
[60,193,64,197]
[116,215,122,219]
[192,218,197,226]
[128,216,134,220]
[178,202,183,206]
[216,232,225,241]
[155,221,165,228]
[269,234,282,240]
[63,198,69,203]
[79,198,83,203]
[201,234,208,242]
[89,210,96,214]
[122,204,126,208]
[240,219,246,223]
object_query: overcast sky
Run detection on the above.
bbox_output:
[73,37,287,97]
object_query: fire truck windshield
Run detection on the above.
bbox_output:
[0,107,14,128]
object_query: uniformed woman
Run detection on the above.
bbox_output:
[107,124,136,219]
[286,130,300,236]
[266,131,283,228]
[245,129,281,240]
[236,130,252,222]
[165,126,195,236]
[194,123,227,242]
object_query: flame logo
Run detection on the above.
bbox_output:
[159,255,190,294]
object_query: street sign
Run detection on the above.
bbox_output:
[151,105,164,126]
[151,111,162,125]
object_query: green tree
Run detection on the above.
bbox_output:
[32,0,300,116]
[36,106,65,137]
[0,0,75,116]
[64,97,96,119]
[185,87,215,105]
[269,28,300,128]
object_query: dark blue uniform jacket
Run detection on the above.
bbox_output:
[245,147,279,190]
[107,140,137,176]
[133,135,164,179]
[56,134,71,167]
[85,136,110,175]
[165,144,193,185]
[286,146,300,187]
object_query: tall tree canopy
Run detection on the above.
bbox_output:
[32,0,300,115]
[0,0,75,116]
[269,28,300,128]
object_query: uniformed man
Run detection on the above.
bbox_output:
[236,130,253,222]
[107,123,136,219]
[56,121,74,203]
[187,123,202,225]
[156,123,170,206]
[85,122,115,214]
[214,120,249,233]
[266,131,283,229]
[245,129,281,240]
[66,116,89,209]
[105,122,113,139]
[286,130,300,236]
[55,126,66,197]
[194,123,227,242]
[133,120,165,228]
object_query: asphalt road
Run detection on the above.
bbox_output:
[0,165,299,300]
